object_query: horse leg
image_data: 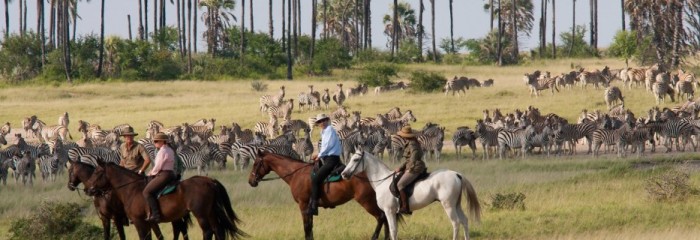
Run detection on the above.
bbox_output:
[172,218,189,240]
[115,222,126,240]
[101,217,111,240]
[151,223,164,240]
[443,203,464,240]
[385,211,399,240]
[301,211,314,240]
[195,216,214,240]
[133,221,152,240]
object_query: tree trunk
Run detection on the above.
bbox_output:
[292,0,297,57]
[539,0,545,57]
[72,2,77,42]
[552,0,556,58]
[144,0,149,40]
[177,0,183,57]
[50,0,55,48]
[391,0,397,58]
[138,0,144,40]
[449,0,454,53]
[490,0,494,31]
[39,0,46,66]
[418,0,424,58]
[511,0,518,63]
[249,0,253,32]
[269,0,273,39]
[128,15,132,40]
[4,0,8,38]
[19,0,23,36]
[671,0,683,67]
[323,0,327,39]
[311,0,316,59]
[241,0,246,60]
[620,0,625,31]
[589,0,593,46]
[153,0,158,34]
[187,0,192,72]
[282,0,286,51]
[23,0,27,33]
[62,1,72,83]
[181,0,186,53]
[160,0,166,29]
[286,0,292,80]
[366,0,371,48]
[593,0,598,49]
[497,0,502,66]
[97,0,105,78]
[296,0,301,41]
[193,0,196,52]
[431,0,437,62]
[569,0,575,56]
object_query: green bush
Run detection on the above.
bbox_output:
[0,32,43,83]
[396,39,423,63]
[408,70,446,93]
[251,80,268,92]
[10,202,102,240]
[490,192,526,211]
[354,48,391,63]
[311,38,351,75]
[559,25,598,58]
[442,53,463,65]
[356,63,399,87]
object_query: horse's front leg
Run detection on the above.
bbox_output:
[301,207,314,240]
[151,222,164,240]
[370,212,387,240]
[133,221,152,240]
[100,217,111,240]
[115,222,126,240]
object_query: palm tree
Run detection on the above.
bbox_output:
[200,0,236,57]
[138,0,144,40]
[177,0,183,56]
[4,0,10,38]
[240,0,245,59]
[282,0,285,51]
[497,0,502,65]
[431,0,436,62]
[188,0,193,72]
[144,0,149,40]
[449,0,454,53]
[511,0,517,63]
[489,0,494,30]
[384,1,416,54]
[292,0,297,57]
[364,0,371,49]
[539,0,547,57]
[568,0,575,56]
[97,0,105,77]
[38,0,46,65]
[19,0,22,36]
[311,0,317,58]
[249,0,253,31]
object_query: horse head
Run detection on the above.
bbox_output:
[248,150,272,187]
[67,160,93,191]
[85,159,111,196]
[341,145,366,180]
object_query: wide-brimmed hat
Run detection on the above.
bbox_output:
[152,132,169,142]
[397,125,415,138]
[120,126,138,136]
[314,113,330,124]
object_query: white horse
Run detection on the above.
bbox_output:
[341,146,481,240]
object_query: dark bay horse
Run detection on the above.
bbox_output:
[84,160,246,240]
[248,151,389,240]
[67,161,191,240]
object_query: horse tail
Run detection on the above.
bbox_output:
[458,174,482,223]
[183,213,193,227]
[212,179,248,239]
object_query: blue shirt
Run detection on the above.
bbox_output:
[318,125,342,157]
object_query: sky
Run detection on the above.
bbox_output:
[1,0,626,53]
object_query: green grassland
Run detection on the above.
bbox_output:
[1,58,700,239]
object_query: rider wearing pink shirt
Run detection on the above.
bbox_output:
[143,132,176,223]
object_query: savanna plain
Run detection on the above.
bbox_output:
[1,58,700,240]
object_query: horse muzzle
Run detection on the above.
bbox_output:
[85,187,101,196]
[248,179,259,187]
[341,172,351,180]
[67,183,77,191]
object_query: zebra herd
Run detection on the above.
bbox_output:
[444,76,495,96]
[465,99,700,160]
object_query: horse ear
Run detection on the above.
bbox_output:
[95,158,106,167]
[354,144,362,153]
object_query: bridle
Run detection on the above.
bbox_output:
[85,167,145,197]
[250,158,312,184]
[346,150,395,183]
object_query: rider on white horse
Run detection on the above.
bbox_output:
[395,125,426,215]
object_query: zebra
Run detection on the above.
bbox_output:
[645,64,661,92]
[579,67,611,89]
[346,83,367,97]
[46,138,76,175]
[389,134,408,163]
[363,129,389,160]
[231,123,254,144]
[482,79,494,87]
[68,147,121,165]
[621,126,655,157]
[676,78,694,101]
[37,154,60,182]
[626,68,646,89]
[267,99,294,120]
[678,69,698,89]
[453,127,477,160]
[38,123,73,143]
[475,120,500,160]
[237,144,300,170]
[524,74,558,97]
[259,85,286,112]
[444,76,470,96]
[321,88,331,109]
[604,86,624,110]
[497,125,535,159]
[293,129,314,162]
[307,85,321,109]
[281,119,311,137]
[340,130,368,161]
[21,115,43,139]
[332,83,346,106]
[254,117,279,139]
[526,124,555,157]
[177,145,212,176]
[554,121,598,155]
[592,123,631,157]
[417,128,445,163]
[652,82,675,104]
[297,92,312,112]
[12,151,35,185]
[659,120,697,152]
[58,112,69,127]
[0,158,11,185]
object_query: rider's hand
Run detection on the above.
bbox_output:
[138,170,144,175]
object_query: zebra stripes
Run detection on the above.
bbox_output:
[475,120,500,160]
[259,86,286,112]
[604,86,624,110]
[12,151,35,185]
[497,125,535,159]
[453,127,477,160]
[321,88,331,110]
[417,127,445,163]
[592,124,630,157]
[38,154,59,182]
[652,82,675,104]
[332,84,346,106]
[58,112,69,127]
[445,76,470,96]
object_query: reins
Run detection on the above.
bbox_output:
[353,172,396,183]
[258,164,312,182]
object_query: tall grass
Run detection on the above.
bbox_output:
[1,58,700,239]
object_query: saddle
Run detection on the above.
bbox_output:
[157,177,181,199]
[311,161,346,183]
[389,171,430,199]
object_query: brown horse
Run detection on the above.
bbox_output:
[248,151,389,240]
[84,160,246,240]
[67,161,191,240]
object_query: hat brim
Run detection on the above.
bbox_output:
[121,132,138,136]
[397,132,415,138]
[314,117,329,124]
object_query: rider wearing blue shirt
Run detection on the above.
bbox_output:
[308,113,342,216]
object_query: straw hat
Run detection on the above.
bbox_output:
[120,126,138,136]
[152,132,169,142]
[314,113,330,124]
[397,125,415,138]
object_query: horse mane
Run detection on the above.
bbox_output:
[103,162,143,179]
